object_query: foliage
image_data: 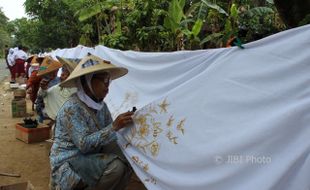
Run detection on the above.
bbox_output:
[6,0,291,52]
[0,8,11,57]
[21,0,82,52]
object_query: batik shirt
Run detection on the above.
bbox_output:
[50,94,117,189]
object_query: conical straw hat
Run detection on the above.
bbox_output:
[37,56,63,76]
[60,54,128,88]
[56,56,80,73]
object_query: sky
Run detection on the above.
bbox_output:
[0,0,26,21]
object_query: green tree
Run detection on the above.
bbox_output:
[24,0,82,50]
[0,8,11,57]
[63,0,127,46]
[18,0,287,51]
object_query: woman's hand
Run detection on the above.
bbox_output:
[112,111,134,131]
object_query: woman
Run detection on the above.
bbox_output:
[25,56,44,110]
[50,54,134,190]
[39,57,80,121]
[35,57,63,123]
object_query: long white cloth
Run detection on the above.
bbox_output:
[50,24,310,190]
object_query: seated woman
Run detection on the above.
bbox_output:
[25,56,45,110]
[39,57,80,121]
[50,54,134,190]
[35,57,63,123]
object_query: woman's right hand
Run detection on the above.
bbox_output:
[112,111,134,131]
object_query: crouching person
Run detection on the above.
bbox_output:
[50,54,133,190]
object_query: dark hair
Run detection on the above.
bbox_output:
[80,75,100,102]
[80,75,86,84]
[93,72,109,79]
[274,0,310,27]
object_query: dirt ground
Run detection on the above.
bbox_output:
[0,75,146,190]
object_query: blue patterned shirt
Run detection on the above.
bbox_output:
[50,94,117,189]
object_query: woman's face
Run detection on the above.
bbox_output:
[42,70,57,81]
[60,67,70,82]
[91,73,111,100]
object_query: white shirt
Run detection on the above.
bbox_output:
[14,49,28,60]
[7,47,18,66]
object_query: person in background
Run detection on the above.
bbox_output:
[26,56,44,78]
[25,55,40,80]
[12,45,28,83]
[7,47,18,83]
[50,54,133,190]
[26,56,45,110]
[35,57,63,123]
[39,56,80,121]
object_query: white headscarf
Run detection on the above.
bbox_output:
[77,73,105,110]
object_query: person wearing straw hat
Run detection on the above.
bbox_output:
[50,54,134,190]
[35,56,63,123]
[26,56,46,111]
[7,47,19,83]
[40,56,80,121]
[26,55,44,79]
[12,45,28,83]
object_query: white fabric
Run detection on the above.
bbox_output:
[49,45,94,60]
[44,84,77,120]
[7,47,18,66]
[57,67,62,78]
[14,49,28,60]
[76,79,105,110]
[49,24,310,190]
[85,73,95,95]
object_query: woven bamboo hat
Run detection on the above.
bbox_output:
[26,55,36,64]
[37,56,63,76]
[27,55,44,66]
[56,56,80,73]
[60,54,128,88]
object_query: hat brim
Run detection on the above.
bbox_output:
[26,55,36,63]
[37,66,62,76]
[27,56,44,65]
[30,57,44,66]
[37,63,63,77]
[31,63,40,67]
[60,67,128,88]
[60,54,128,88]
[56,56,78,73]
